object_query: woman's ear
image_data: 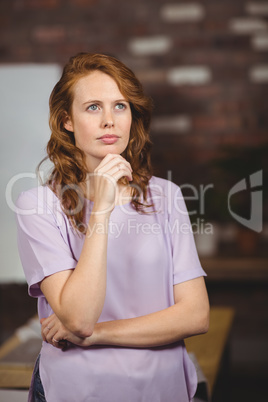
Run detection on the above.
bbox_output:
[64,114,74,132]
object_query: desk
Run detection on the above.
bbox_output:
[0,307,234,393]
[185,306,235,394]
[0,335,34,388]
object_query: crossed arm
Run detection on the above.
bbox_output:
[41,275,209,350]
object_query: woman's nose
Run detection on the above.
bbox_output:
[104,120,114,128]
[102,110,114,128]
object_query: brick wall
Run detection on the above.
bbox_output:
[0,0,267,186]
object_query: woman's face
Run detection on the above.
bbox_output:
[64,70,132,172]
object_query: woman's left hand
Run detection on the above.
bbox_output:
[40,314,94,350]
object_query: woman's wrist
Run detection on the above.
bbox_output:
[91,205,113,216]
[82,322,104,347]
[86,212,111,238]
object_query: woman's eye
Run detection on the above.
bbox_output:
[88,104,99,111]
[115,103,126,110]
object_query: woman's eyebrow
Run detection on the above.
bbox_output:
[114,99,128,103]
[82,98,129,105]
[82,99,101,105]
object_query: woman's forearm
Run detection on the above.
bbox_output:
[91,301,209,348]
[90,277,210,348]
[62,212,111,335]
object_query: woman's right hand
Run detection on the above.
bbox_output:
[91,153,133,214]
[41,314,91,350]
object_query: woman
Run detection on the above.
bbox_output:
[16,53,209,402]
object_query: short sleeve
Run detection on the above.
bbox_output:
[166,181,206,285]
[15,187,77,297]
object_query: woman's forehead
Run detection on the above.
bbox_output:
[71,71,127,103]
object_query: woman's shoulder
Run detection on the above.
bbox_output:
[148,175,181,195]
[147,176,183,214]
[15,185,60,213]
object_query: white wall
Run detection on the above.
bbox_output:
[0,64,61,282]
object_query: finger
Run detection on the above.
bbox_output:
[41,324,51,342]
[41,323,52,341]
[52,330,68,349]
[41,317,53,330]
[45,329,53,344]
[96,155,132,174]
[97,153,132,170]
[43,321,57,344]
[111,164,133,182]
[52,337,63,349]
[95,153,119,170]
[100,160,133,182]
[40,318,49,330]
[41,324,50,342]
[41,315,57,333]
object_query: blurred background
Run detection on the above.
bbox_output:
[0,0,267,401]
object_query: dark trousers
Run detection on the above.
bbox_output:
[32,355,46,402]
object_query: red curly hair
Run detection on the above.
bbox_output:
[39,52,154,233]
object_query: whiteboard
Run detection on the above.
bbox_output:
[0,64,61,282]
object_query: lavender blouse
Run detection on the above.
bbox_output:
[16,176,206,402]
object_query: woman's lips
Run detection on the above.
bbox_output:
[98,135,119,144]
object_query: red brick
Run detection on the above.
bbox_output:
[175,84,223,99]
[211,100,250,114]
[69,0,99,7]
[192,115,242,132]
[32,26,66,44]
[14,0,61,10]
